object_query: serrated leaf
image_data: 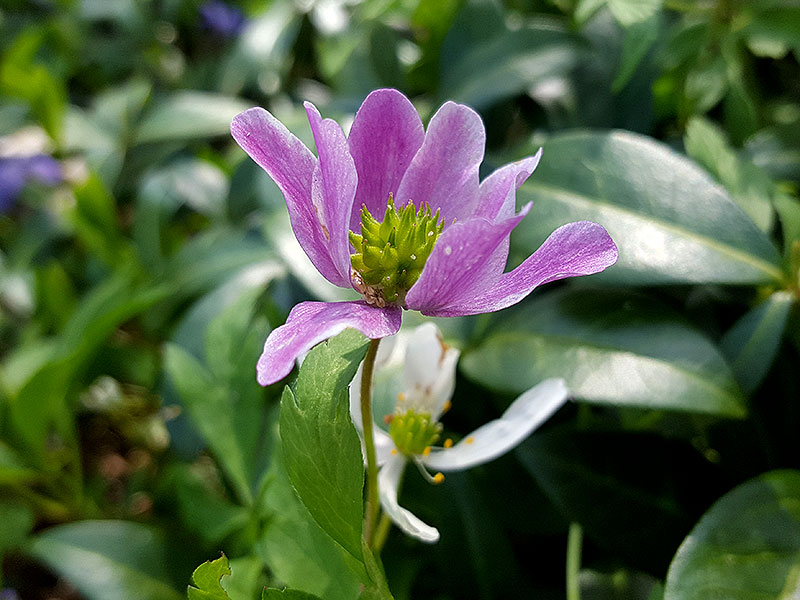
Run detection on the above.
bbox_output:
[279,329,369,560]
[187,555,231,600]
[462,289,746,417]
[26,521,184,600]
[259,430,364,599]
[721,291,793,395]
[513,130,784,286]
[664,470,800,600]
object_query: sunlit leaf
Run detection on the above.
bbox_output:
[27,521,185,600]
[513,130,784,286]
[664,470,800,600]
[187,555,231,600]
[462,289,746,417]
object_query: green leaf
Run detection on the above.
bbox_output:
[462,289,746,417]
[0,499,34,555]
[664,470,800,600]
[279,329,370,559]
[27,520,184,600]
[165,343,256,505]
[258,429,363,600]
[612,12,662,93]
[514,130,784,286]
[721,291,794,395]
[684,116,774,232]
[0,441,38,486]
[744,7,800,59]
[440,6,579,110]
[187,555,232,600]
[262,590,323,600]
[608,0,661,27]
[134,92,250,145]
[775,193,800,266]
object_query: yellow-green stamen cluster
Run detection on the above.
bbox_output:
[389,409,443,456]
[349,195,444,306]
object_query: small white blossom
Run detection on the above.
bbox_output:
[350,323,569,543]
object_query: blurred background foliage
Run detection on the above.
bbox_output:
[0,0,799,598]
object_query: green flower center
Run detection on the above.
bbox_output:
[389,409,442,456]
[349,195,444,307]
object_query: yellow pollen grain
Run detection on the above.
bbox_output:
[444,438,453,448]
[433,472,445,484]
[465,436,475,444]
[391,449,398,455]
[422,446,431,456]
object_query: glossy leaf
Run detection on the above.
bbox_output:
[664,470,800,600]
[134,92,250,145]
[27,521,184,600]
[721,291,794,395]
[513,131,784,286]
[279,329,369,559]
[462,289,746,417]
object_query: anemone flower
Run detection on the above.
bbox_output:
[200,0,246,38]
[349,323,568,543]
[231,89,618,386]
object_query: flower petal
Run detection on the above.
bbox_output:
[436,221,618,316]
[404,205,531,315]
[347,89,424,232]
[400,323,460,419]
[395,101,485,223]
[473,150,542,222]
[256,300,402,386]
[305,102,358,286]
[231,108,344,286]
[378,456,440,543]
[423,378,568,472]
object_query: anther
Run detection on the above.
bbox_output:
[397,392,406,402]
[384,414,394,424]
[433,473,445,485]
[391,449,398,455]
[444,438,453,448]
[422,446,431,456]
[442,401,452,414]
[465,436,475,444]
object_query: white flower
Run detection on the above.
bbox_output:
[350,323,569,543]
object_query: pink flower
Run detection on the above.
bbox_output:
[231,89,618,385]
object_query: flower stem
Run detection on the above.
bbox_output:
[566,521,583,600]
[373,512,393,553]
[361,337,382,547]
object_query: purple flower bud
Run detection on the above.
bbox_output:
[199,0,246,38]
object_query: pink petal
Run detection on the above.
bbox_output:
[231,108,345,287]
[404,205,531,315]
[305,102,358,287]
[473,150,542,222]
[347,89,425,232]
[395,101,485,224]
[256,300,402,386]
[435,221,619,316]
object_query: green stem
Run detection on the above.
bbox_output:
[566,522,583,600]
[373,512,393,553]
[361,337,382,547]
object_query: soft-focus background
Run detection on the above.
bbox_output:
[1,0,799,599]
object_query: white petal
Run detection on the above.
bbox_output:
[378,455,440,543]
[374,427,395,466]
[401,323,460,418]
[423,378,568,472]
